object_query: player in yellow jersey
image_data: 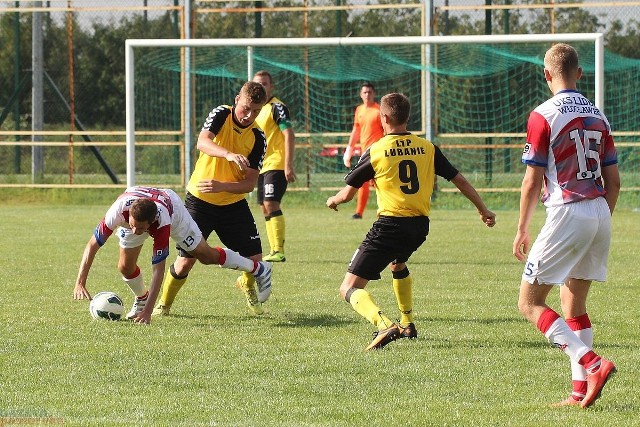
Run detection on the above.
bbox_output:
[153,81,272,316]
[343,82,384,220]
[327,92,496,351]
[253,70,297,262]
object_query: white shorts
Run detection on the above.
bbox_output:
[522,197,611,286]
[117,189,203,254]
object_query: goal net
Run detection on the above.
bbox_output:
[125,34,640,206]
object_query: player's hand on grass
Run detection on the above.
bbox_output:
[73,284,92,300]
[131,310,152,325]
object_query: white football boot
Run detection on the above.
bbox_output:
[126,293,148,319]
[254,261,272,303]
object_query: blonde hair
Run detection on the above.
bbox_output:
[544,43,579,80]
[380,93,410,125]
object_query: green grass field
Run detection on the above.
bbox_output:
[1,192,639,426]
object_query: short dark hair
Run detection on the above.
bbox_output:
[380,93,410,125]
[130,198,157,223]
[361,82,375,91]
[240,81,267,105]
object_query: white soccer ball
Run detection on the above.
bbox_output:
[89,291,125,321]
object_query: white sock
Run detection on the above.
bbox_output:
[544,318,591,363]
[122,267,146,297]
[218,248,255,273]
[571,327,593,382]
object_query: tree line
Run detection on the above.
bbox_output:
[0,1,639,130]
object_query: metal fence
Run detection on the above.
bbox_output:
[1,0,639,188]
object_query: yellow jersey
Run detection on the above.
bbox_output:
[187,105,267,206]
[345,132,458,217]
[255,96,293,173]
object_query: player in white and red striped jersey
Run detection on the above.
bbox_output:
[513,43,621,409]
[523,91,617,206]
[73,186,272,325]
[96,187,177,265]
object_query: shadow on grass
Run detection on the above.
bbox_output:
[164,312,357,329]
[423,337,549,350]
[422,315,524,325]
[283,259,348,265]
[408,259,517,266]
[273,312,357,328]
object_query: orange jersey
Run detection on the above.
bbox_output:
[353,103,384,151]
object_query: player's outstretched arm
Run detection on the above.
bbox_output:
[450,173,496,227]
[73,235,102,300]
[327,185,359,211]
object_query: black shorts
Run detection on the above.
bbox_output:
[179,193,262,258]
[257,170,288,204]
[348,215,430,281]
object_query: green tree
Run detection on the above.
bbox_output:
[0,11,33,124]
[73,13,180,128]
[606,19,640,59]
[348,0,421,37]
[527,3,602,34]
[194,1,255,38]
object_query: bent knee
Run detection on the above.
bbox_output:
[517,297,541,321]
[194,250,217,266]
[174,257,197,275]
[118,264,137,277]
[517,299,529,317]
[339,283,353,301]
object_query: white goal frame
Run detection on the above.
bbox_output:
[125,33,604,187]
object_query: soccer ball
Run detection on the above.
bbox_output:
[89,291,125,321]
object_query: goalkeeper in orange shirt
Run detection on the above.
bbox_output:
[343,82,385,219]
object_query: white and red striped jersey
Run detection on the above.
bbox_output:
[94,186,175,264]
[522,90,618,207]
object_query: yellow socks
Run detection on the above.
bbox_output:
[347,288,393,330]
[264,216,276,254]
[393,268,414,325]
[158,264,188,308]
[236,272,263,315]
[236,271,257,293]
[269,210,285,254]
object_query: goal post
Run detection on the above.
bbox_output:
[125,33,604,188]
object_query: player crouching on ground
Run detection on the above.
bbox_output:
[73,186,272,324]
[327,93,496,351]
